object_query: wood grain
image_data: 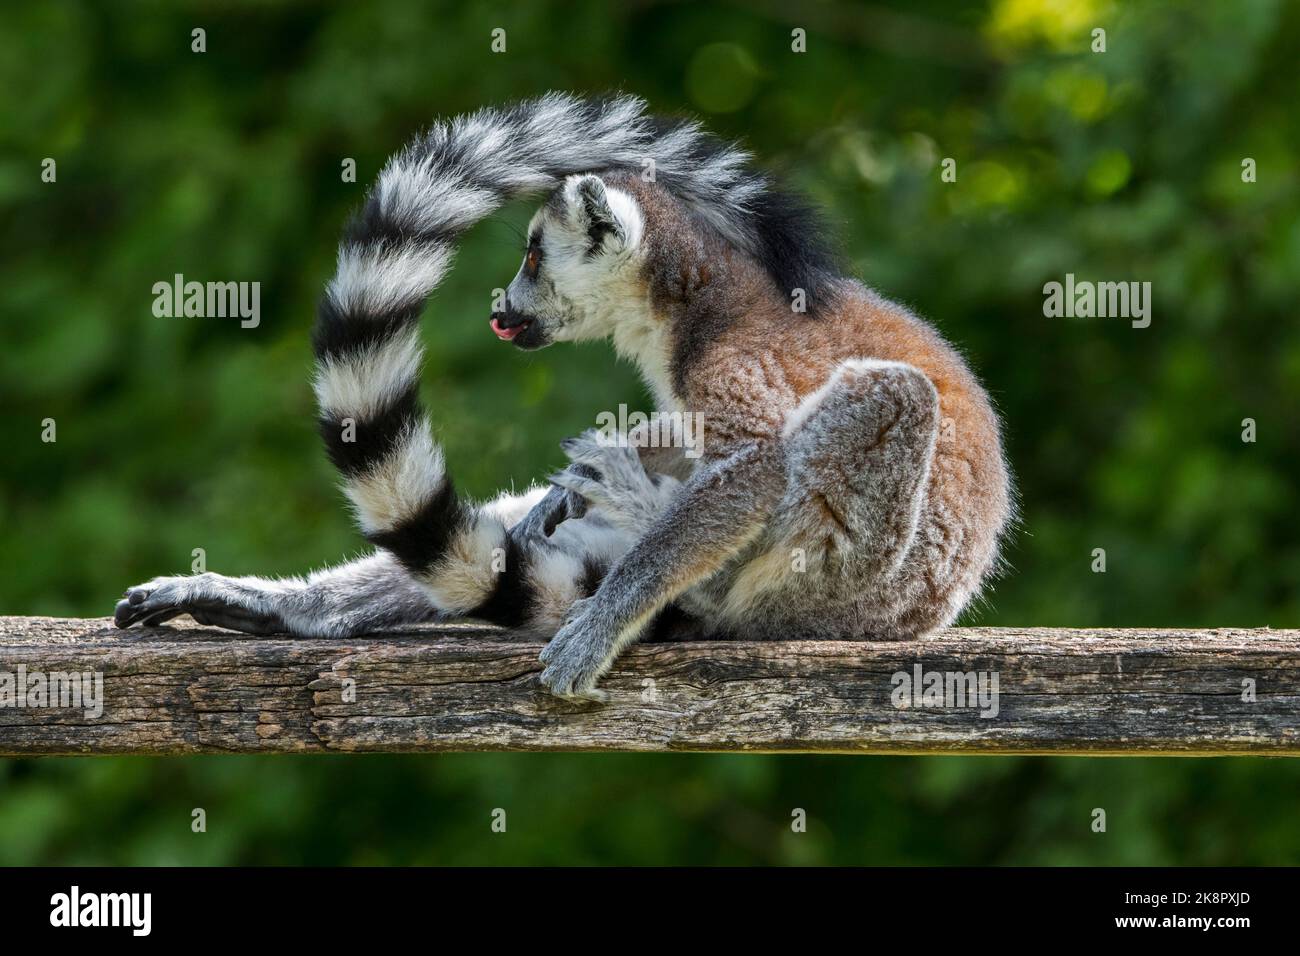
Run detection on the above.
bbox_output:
[1,617,1296,755]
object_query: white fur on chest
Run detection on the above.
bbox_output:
[610,309,677,413]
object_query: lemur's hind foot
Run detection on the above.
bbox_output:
[114,574,287,634]
[550,429,680,535]
[113,552,441,637]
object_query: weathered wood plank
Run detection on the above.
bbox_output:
[0,617,1296,755]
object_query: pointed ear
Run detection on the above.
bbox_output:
[570,175,623,252]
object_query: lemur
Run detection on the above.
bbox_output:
[115,94,1012,699]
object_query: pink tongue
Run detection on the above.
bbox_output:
[491,317,523,341]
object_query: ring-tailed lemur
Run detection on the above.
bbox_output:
[116,93,1012,700]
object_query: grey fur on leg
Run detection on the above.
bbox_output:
[782,358,939,576]
[114,551,438,638]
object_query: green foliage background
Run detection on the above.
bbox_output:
[1,0,1297,864]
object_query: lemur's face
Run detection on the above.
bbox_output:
[491,174,646,350]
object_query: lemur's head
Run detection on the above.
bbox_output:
[491,173,646,350]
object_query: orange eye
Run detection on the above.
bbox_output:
[525,247,540,275]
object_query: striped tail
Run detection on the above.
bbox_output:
[311,93,661,619]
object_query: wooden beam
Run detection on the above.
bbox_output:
[0,616,1296,756]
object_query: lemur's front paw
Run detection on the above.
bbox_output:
[114,574,283,634]
[509,481,588,542]
[538,598,616,701]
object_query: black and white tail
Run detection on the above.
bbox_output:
[312,94,661,620]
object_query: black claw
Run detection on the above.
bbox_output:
[113,599,135,628]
